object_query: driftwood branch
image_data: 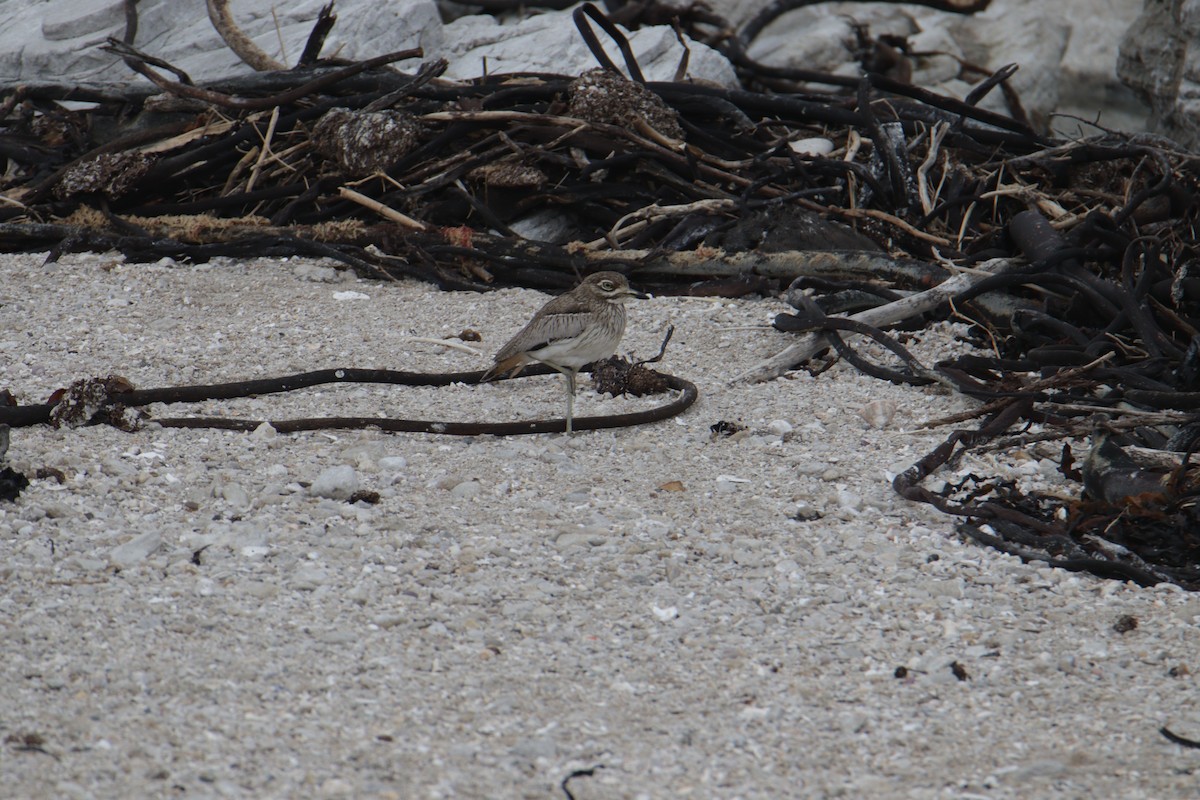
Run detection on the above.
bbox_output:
[101,39,423,110]
[732,258,1022,383]
[206,0,287,71]
[626,248,946,284]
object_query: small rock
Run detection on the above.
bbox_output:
[294,263,340,282]
[824,586,850,604]
[554,532,595,549]
[311,465,359,500]
[316,629,358,645]
[767,419,794,436]
[216,482,250,509]
[921,579,964,599]
[378,456,407,471]
[837,488,862,512]
[789,137,835,156]
[434,475,461,490]
[18,537,55,562]
[320,777,355,797]
[110,531,162,566]
[240,581,278,600]
[858,399,897,429]
[345,582,372,605]
[652,604,679,621]
[790,502,821,522]
[450,480,482,499]
[792,460,827,476]
[250,421,277,441]
[733,549,766,567]
[40,501,75,519]
[373,614,407,629]
[509,736,557,760]
[291,564,330,590]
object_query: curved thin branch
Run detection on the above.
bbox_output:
[206,0,286,71]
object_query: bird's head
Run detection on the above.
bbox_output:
[584,271,647,304]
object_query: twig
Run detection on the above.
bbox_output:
[245,106,280,194]
[297,2,337,67]
[338,187,427,230]
[584,199,736,250]
[638,325,675,365]
[830,205,953,246]
[917,122,949,216]
[405,337,486,356]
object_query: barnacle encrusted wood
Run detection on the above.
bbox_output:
[55,152,156,200]
[567,67,684,140]
[467,161,548,189]
[310,108,422,177]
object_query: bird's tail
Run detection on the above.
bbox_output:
[479,354,528,383]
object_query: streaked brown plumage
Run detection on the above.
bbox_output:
[480,271,645,433]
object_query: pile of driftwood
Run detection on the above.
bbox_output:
[3,1,1200,588]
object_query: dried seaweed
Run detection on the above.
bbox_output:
[0,2,1050,291]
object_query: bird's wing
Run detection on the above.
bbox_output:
[494,304,594,362]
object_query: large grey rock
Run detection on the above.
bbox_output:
[1055,0,1147,132]
[745,0,1146,135]
[0,0,442,84]
[0,0,1150,136]
[441,10,736,85]
[0,0,734,88]
[1118,0,1200,148]
[946,4,1072,131]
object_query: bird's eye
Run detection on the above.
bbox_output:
[599,280,614,291]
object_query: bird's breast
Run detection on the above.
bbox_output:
[528,304,626,369]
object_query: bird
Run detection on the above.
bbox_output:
[480,271,646,433]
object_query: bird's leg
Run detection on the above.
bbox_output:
[565,368,578,434]
[543,363,578,434]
